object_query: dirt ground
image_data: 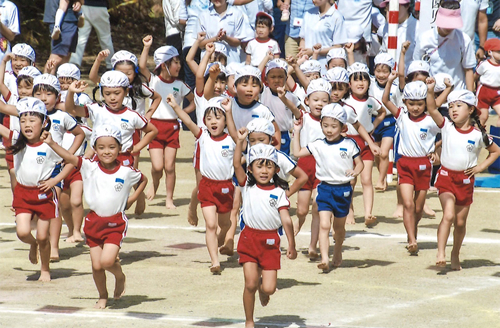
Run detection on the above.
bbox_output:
[1,116,500,328]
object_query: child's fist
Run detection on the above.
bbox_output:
[401,41,411,54]
[276,86,286,98]
[237,127,249,141]
[143,35,153,47]
[344,42,354,53]
[197,32,207,42]
[165,93,178,107]
[388,70,398,82]
[209,63,221,77]
[313,43,322,53]
[97,49,110,60]
[221,97,231,112]
[443,78,453,88]
[425,76,436,90]
[206,42,215,55]
[293,117,303,130]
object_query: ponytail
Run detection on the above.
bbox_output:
[471,109,492,147]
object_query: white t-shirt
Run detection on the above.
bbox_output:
[196,129,235,180]
[0,1,20,64]
[123,83,154,116]
[149,75,191,120]
[337,0,372,42]
[307,136,360,184]
[260,87,300,132]
[394,107,440,157]
[240,180,289,230]
[3,71,17,96]
[277,150,296,181]
[194,88,209,128]
[413,27,476,90]
[461,0,489,40]
[291,83,307,112]
[439,117,490,171]
[62,124,92,157]
[84,103,148,152]
[78,157,143,217]
[345,95,382,135]
[381,15,419,72]
[369,78,402,115]
[299,112,323,148]
[11,130,60,187]
[476,59,500,88]
[231,98,274,130]
[60,91,92,107]
[48,109,78,146]
[245,38,280,67]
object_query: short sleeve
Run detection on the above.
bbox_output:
[179,0,188,20]
[5,4,20,35]
[462,34,478,69]
[277,189,290,210]
[141,84,154,98]
[350,138,361,157]
[245,40,254,55]
[133,112,148,129]
[331,13,348,45]
[476,61,486,75]
[480,0,489,11]
[180,82,191,97]
[128,167,144,186]
[277,151,296,175]
[63,113,78,131]
[344,106,358,125]
[272,41,281,54]
[233,10,249,40]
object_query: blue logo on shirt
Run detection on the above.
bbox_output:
[37,152,46,156]
[269,194,278,207]
[53,119,60,124]
[252,115,259,118]
[222,145,229,149]
[340,148,347,151]
[420,128,428,132]
[115,178,124,184]
[467,140,475,144]
[121,119,129,122]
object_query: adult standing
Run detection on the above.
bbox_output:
[284,0,316,58]
[476,0,500,58]
[0,0,19,67]
[163,0,183,56]
[70,0,114,70]
[44,0,80,70]
[337,0,372,43]
[460,0,489,61]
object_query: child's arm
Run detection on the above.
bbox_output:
[233,128,249,186]
[0,121,11,139]
[0,54,12,99]
[292,119,311,158]
[221,98,238,142]
[286,166,307,198]
[145,90,162,120]
[196,42,215,96]
[351,122,380,156]
[89,49,110,84]
[345,43,355,66]
[65,81,89,118]
[126,175,148,209]
[311,44,321,60]
[465,142,500,178]
[382,71,401,117]
[346,154,364,178]
[139,35,153,81]
[38,162,74,193]
[0,99,18,116]
[258,51,274,74]
[398,41,410,90]
[435,78,453,108]
[67,125,85,155]
[186,32,206,74]
[133,121,158,154]
[204,63,222,100]
[183,93,196,114]
[276,86,303,120]
[371,106,386,131]
[287,57,310,91]
[425,78,445,127]
[280,208,297,260]
[42,132,79,168]
[245,54,252,66]
[165,93,201,137]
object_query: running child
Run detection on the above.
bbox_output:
[427,87,500,270]
[382,73,440,254]
[233,140,296,328]
[4,43,36,95]
[476,38,500,126]
[245,12,280,67]
[43,124,148,308]
[293,103,363,271]
[139,35,194,209]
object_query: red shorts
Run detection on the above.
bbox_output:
[297,155,319,190]
[237,226,281,270]
[12,184,58,220]
[348,135,374,161]
[84,211,128,248]
[477,84,500,110]
[198,177,234,213]
[397,156,432,191]
[131,129,141,156]
[435,166,474,206]
[193,140,200,170]
[63,166,82,191]
[149,119,180,149]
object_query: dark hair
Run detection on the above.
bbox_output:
[185,0,192,6]
[8,112,46,155]
[92,86,129,107]
[114,60,151,111]
[203,106,226,121]
[440,0,460,10]
[93,136,121,149]
[405,71,430,84]
[247,159,289,190]
[331,82,350,99]
[355,38,368,55]
[17,75,34,87]
[235,76,261,88]
[153,56,180,77]
[213,52,228,66]
[471,108,492,147]
[33,84,59,96]
[203,72,228,84]
[349,72,371,96]
[256,15,273,28]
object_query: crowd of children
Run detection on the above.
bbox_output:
[3,1,500,327]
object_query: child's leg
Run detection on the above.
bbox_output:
[400,184,417,246]
[375,138,393,191]
[68,181,84,242]
[332,216,347,267]
[16,213,38,264]
[436,193,456,266]
[295,189,312,235]
[347,179,356,224]
[8,169,16,193]
[164,147,177,209]
[310,195,320,257]
[259,269,277,306]
[132,154,146,215]
[451,205,470,271]
[146,148,164,200]
[242,262,260,328]
[89,246,108,309]
[36,218,52,282]
[201,205,220,271]
[221,188,241,255]
[393,183,404,218]
[492,103,500,127]
[217,212,231,249]
[49,187,62,261]
[413,189,427,241]
[317,210,332,271]
[360,160,375,225]
[59,190,74,238]
[188,169,202,226]
[101,244,126,300]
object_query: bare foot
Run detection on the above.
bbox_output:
[317,262,329,272]
[187,205,198,226]
[407,243,419,255]
[114,274,126,300]
[428,186,438,192]
[65,233,84,243]
[258,281,270,307]
[135,192,146,215]
[293,220,300,236]
[50,256,60,263]
[364,215,377,227]
[346,212,355,225]
[423,204,436,217]
[451,254,462,271]
[38,270,51,282]
[436,255,446,267]
[374,182,387,191]
[210,265,221,274]
[9,207,15,212]
[29,243,38,264]
[308,249,319,260]
[333,248,342,267]
[165,198,176,209]
[392,205,403,218]
[145,186,156,201]
[94,298,107,309]
[219,241,234,256]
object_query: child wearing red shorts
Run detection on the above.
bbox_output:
[475,38,500,126]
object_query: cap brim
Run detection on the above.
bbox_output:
[435,13,463,29]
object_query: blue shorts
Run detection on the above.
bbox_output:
[280,131,291,155]
[50,163,63,189]
[50,22,78,56]
[372,115,396,142]
[394,128,401,164]
[316,182,352,218]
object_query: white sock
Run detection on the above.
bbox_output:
[54,8,65,28]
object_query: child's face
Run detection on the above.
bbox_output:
[214,78,227,96]
[58,77,76,91]
[350,77,369,97]
[164,57,182,78]
[249,159,278,185]
[94,136,120,166]
[404,99,426,118]
[330,83,348,103]
[12,55,31,76]
[248,131,272,146]
[411,72,428,83]
[305,91,330,118]
[304,72,320,82]
[115,62,136,83]
[34,88,58,111]
[312,0,328,7]
[102,86,127,111]
[204,109,226,136]
[328,59,346,70]
[266,69,286,91]
[321,117,343,141]
[17,80,33,98]
[19,113,43,142]
[236,78,261,105]
[374,64,391,86]
[255,23,272,39]
[489,50,500,63]
[448,101,473,125]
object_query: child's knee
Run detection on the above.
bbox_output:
[403,200,415,211]
[36,235,49,245]
[380,150,389,160]
[261,285,276,296]
[245,281,259,294]
[70,197,82,208]
[100,257,116,269]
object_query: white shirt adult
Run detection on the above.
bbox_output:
[163,0,182,38]
[381,15,419,72]
[337,0,372,42]
[179,0,211,50]
[0,1,20,67]
[461,0,489,40]
[413,27,476,90]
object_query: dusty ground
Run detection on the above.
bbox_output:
[1,117,500,328]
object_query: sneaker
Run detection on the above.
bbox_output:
[51,26,61,40]
[78,14,85,28]
[281,9,290,21]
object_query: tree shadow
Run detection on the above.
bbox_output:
[151,198,191,208]
[371,215,400,225]
[276,278,320,290]
[13,267,90,281]
[0,226,16,233]
[336,258,395,269]
[191,317,244,327]
[419,223,439,230]
[122,237,152,244]
[414,241,437,250]
[482,228,500,234]
[0,236,15,243]
[429,259,500,275]
[129,212,178,220]
[107,295,166,310]
[58,243,89,261]
[119,250,177,266]
[255,315,311,328]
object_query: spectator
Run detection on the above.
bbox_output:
[163,0,183,56]
[0,0,20,69]
[284,0,316,58]
[476,0,500,59]
[337,0,372,43]
[460,0,489,61]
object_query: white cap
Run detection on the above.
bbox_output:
[407,60,430,75]
[17,97,47,116]
[154,46,179,70]
[226,62,244,76]
[433,73,454,93]
[347,25,364,43]
[247,117,275,136]
[204,96,227,112]
[12,43,36,63]
[265,58,288,76]
[18,66,41,78]
[235,65,261,84]
[56,63,81,80]
[111,50,138,68]
[100,70,130,88]
[248,143,278,165]
[347,62,370,76]
[214,42,228,56]
[447,89,477,107]
[326,48,347,64]
[374,53,395,69]
[92,124,122,147]
[204,61,227,77]
[306,78,332,97]
[403,81,427,100]
[324,67,349,84]
[33,74,61,93]
[320,103,347,124]
[300,60,322,74]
